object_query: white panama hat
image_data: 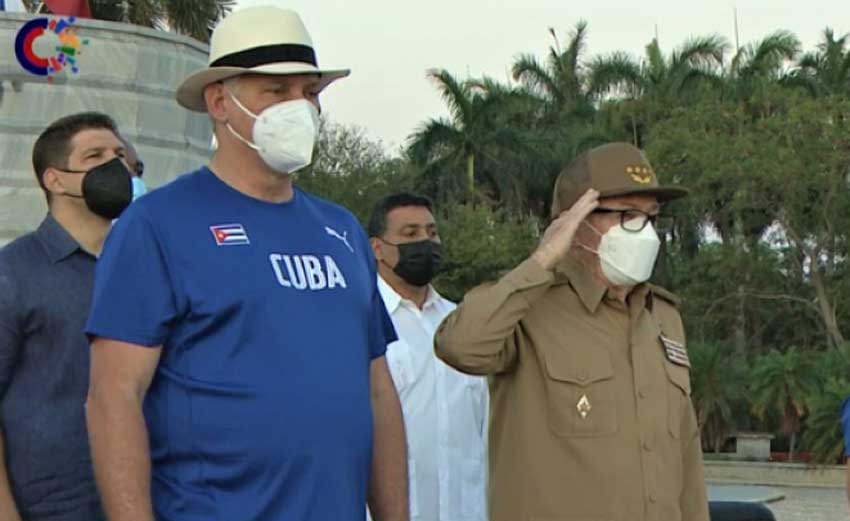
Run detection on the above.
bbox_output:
[176,6,350,112]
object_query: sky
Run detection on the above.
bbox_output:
[235,0,850,150]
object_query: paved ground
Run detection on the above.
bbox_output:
[765,486,847,521]
[709,484,785,503]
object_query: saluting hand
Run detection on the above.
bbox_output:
[531,188,599,271]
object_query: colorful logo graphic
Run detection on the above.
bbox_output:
[14,16,89,82]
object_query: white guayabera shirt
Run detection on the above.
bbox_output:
[374,276,489,521]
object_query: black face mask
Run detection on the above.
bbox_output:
[383,239,443,287]
[61,157,132,219]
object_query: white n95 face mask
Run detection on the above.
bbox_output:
[583,222,661,286]
[226,92,320,175]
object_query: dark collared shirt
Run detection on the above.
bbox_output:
[0,215,104,521]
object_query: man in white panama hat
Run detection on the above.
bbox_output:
[84,7,408,521]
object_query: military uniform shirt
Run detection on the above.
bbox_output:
[435,256,709,521]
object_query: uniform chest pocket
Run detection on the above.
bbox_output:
[542,347,618,437]
[663,351,692,439]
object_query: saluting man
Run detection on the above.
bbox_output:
[436,142,710,521]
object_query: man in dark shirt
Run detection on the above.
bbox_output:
[0,112,139,521]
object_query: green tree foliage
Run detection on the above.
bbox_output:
[408,70,546,215]
[298,122,540,307]
[803,346,850,463]
[688,342,748,453]
[433,204,539,302]
[805,378,850,464]
[750,348,818,461]
[226,23,850,459]
[649,90,850,350]
[299,121,415,225]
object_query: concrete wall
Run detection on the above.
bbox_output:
[0,12,212,245]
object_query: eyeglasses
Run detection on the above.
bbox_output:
[593,208,674,233]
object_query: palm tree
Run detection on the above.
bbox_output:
[589,35,727,101]
[409,69,537,206]
[726,30,801,101]
[689,342,747,453]
[790,28,850,97]
[802,345,850,463]
[510,22,620,212]
[750,347,818,461]
[27,0,233,42]
[587,35,727,145]
[512,21,590,108]
[804,378,850,464]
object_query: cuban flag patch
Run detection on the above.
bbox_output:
[660,335,690,368]
[210,223,250,246]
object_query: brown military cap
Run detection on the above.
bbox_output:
[551,142,688,216]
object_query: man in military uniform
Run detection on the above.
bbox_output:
[435,142,709,521]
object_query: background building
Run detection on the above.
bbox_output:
[0,11,212,245]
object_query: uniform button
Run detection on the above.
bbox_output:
[638,389,647,399]
[577,372,588,382]
[642,441,652,452]
[649,493,657,503]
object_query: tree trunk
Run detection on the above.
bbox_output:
[712,417,724,454]
[734,284,747,355]
[781,217,844,349]
[733,234,752,356]
[788,430,797,463]
[466,153,475,198]
[810,261,845,348]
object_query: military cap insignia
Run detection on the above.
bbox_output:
[627,165,653,184]
[660,335,690,368]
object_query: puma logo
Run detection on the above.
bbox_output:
[325,226,354,253]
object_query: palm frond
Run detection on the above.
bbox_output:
[164,0,234,42]
[513,54,560,100]
[780,72,820,97]
[408,118,464,165]
[561,20,589,99]
[803,377,850,463]
[427,69,473,128]
[587,52,643,99]
[126,0,164,28]
[796,51,822,72]
[740,30,802,78]
[677,68,725,94]
[564,20,589,76]
[88,0,129,22]
[644,38,667,84]
[672,34,729,70]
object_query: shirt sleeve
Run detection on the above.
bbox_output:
[435,257,554,375]
[0,260,21,397]
[369,287,397,360]
[680,401,710,521]
[85,205,179,347]
[353,217,396,359]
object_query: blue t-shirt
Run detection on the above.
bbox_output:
[86,168,396,521]
[842,397,850,459]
